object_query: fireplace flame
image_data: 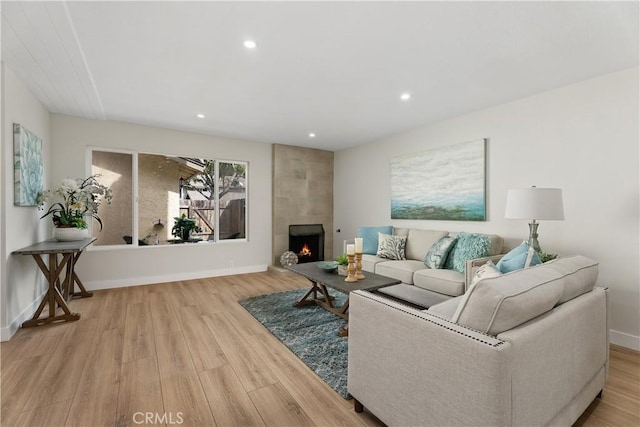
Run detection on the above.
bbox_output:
[299,244,312,257]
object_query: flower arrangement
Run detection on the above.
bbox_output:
[38,175,112,230]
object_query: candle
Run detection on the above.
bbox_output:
[346,244,355,255]
[354,237,363,253]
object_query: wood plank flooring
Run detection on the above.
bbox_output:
[1,271,638,426]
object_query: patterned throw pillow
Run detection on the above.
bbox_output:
[496,241,542,273]
[470,260,502,286]
[451,260,502,323]
[376,232,407,260]
[445,232,491,273]
[424,236,457,269]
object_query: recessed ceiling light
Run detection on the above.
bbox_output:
[400,93,411,101]
[309,133,316,138]
[243,40,257,49]
[196,113,205,118]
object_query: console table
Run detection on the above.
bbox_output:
[12,237,96,327]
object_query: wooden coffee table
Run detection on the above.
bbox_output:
[285,261,400,324]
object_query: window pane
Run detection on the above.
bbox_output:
[138,153,181,244]
[218,161,246,240]
[91,151,133,245]
[139,155,215,244]
[179,159,215,242]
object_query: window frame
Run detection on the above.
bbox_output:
[86,147,248,250]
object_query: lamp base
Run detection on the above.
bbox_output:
[528,221,541,252]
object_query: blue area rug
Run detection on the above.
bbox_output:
[238,288,350,398]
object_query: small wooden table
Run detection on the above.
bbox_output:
[12,238,96,327]
[285,261,400,321]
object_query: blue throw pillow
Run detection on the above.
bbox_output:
[445,232,491,273]
[359,226,393,254]
[496,241,542,273]
[424,236,457,269]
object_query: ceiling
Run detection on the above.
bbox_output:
[2,1,638,151]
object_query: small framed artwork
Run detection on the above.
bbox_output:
[391,138,487,221]
[14,123,43,206]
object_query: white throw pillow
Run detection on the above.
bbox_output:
[451,260,501,323]
[376,232,407,260]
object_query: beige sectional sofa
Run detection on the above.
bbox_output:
[361,227,504,307]
[348,255,607,426]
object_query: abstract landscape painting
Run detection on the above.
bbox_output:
[14,123,43,207]
[391,139,486,221]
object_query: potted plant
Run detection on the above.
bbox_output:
[171,214,202,241]
[38,175,112,241]
[537,251,558,263]
[336,253,349,276]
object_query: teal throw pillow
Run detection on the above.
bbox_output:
[496,241,541,273]
[359,226,393,254]
[424,236,457,269]
[445,232,490,273]
[376,232,407,260]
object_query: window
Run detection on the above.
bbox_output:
[91,150,134,246]
[90,149,248,246]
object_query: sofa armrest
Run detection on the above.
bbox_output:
[348,290,512,427]
[464,254,505,291]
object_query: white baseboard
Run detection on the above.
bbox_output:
[1,289,47,342]
[610,329,640,351]
[83,264,269,291]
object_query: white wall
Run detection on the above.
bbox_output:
[334,68,640,350]
[49,114,272,290]
[1,63,51,340]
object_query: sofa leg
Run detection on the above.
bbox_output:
[354,399,364,413]
[596,390,603,399]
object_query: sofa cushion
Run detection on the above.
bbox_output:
[377,233,407,260]
[375,260,425,284]
[361,254,387,273]
[452,255,599,335]
[427,295,463,320]
[424,235,457,269]
[392,227,410,237]
[485,234,504,256]
[359,226,392,254]
[496,241,541,273]
[405,229,448,261]
[413,268,465,297]
[445,232,491,273]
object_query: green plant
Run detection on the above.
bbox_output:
[336,253,348,265]
[171,214,202,241]
[537,251,558,263]
[38,175,112,229]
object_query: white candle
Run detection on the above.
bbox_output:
[346,244,355,255]
[354,237,363,253]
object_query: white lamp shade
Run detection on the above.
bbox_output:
[505,188,564,220]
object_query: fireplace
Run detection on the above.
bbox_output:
[289,224,324,264]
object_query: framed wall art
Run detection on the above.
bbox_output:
[14,123,43,206]
[390,138,486,221]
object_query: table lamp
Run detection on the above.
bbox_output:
[505,187,564,252]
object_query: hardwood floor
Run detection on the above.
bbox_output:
[1,271,638,426]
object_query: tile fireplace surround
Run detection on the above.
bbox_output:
[272,144,334,266]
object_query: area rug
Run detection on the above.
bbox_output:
[238,288,350,398]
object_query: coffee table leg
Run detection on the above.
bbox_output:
[294,280,335,307]
[294,284,319,307]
